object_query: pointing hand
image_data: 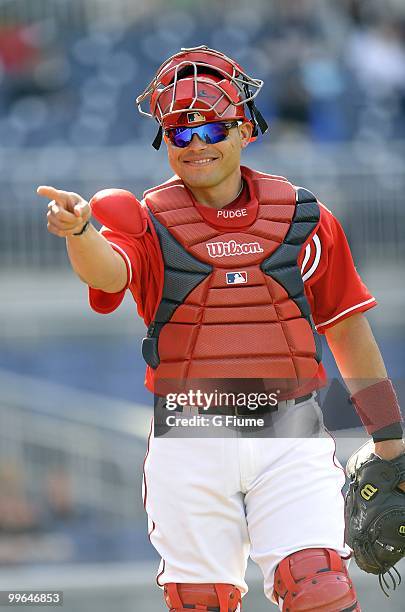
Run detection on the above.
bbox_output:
[37,185,91,237]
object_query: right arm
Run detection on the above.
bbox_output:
[37,186,127,293]
[66,225,127,293]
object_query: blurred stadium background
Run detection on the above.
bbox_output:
[0,0,404,610]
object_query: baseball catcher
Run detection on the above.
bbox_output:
[37,45,405,611]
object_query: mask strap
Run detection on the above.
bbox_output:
[152,126,163,150]
[250,102,269,135]
[243,85,268,136]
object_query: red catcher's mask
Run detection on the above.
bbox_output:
[136,45,268,149]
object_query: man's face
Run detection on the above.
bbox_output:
[164,121,253,190]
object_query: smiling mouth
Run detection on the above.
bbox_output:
[183,158,218,165]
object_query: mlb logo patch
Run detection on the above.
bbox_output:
[187,112,205,124]
[226,271,247,285]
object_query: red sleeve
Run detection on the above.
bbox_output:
[299,204,377,333]
[88,227,162,326]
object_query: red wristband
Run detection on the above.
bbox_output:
[351,378,403,439]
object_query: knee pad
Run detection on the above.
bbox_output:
[273,548,360,611]
[163,583,242,611]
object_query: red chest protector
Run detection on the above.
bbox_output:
[142,166,322,395]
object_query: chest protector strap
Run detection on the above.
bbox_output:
[142,216,212,369]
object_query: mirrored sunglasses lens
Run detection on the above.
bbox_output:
[171,128,192,148]
[201,123,228,144]
[168,122,230,147]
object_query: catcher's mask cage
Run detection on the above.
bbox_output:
[136,45,268,149]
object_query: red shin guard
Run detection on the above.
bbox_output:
[273,548,360,611]
[163,583,242,611]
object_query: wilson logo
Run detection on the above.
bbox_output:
[360,484,378,501]
[206,240,264,258]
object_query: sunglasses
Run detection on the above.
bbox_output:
[165,120,242,148]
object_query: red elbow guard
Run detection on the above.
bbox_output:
[90,189,148,237]
[351,378,403,441]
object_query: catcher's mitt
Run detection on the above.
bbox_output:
[345,440,405,596]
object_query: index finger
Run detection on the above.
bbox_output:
[37,185,83,210]
[37,185,61,200]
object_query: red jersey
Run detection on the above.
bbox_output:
[89,181,376,393]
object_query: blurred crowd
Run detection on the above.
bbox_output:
[0,462,80,564]
[0,460,149,565]
[1,0,405,148]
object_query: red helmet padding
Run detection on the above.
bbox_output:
[90,189,148,237]
[274,548,360,611]
[154,48,243,87]
[152,75,248,128]
[219,79,242,104]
